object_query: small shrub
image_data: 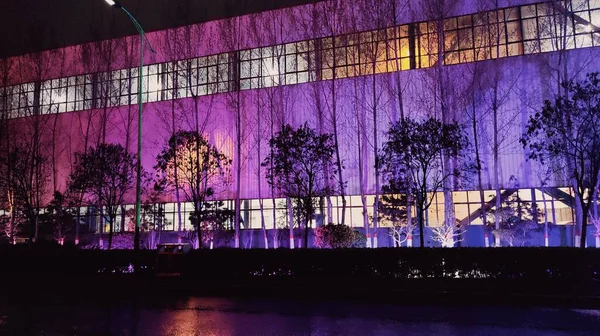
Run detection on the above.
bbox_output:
[111,233,134,250]
[314,224,355,248]
[352,230,367,248]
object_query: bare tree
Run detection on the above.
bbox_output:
[360,0,393,248]
[419,0,460,243]
[459,1,522,245]
[217,14,252,248]
[172,18,226,244]
[9,39,60,242]
[77,27,134,238]
[389,219,418,247]
[463,61,490,242]
[158,1,216,236]
[259,7,297,247]
[296,0,349,226]
[0,57,15,242]
[0,143,51,243]
[46,49,69,242]
[246,13,271,249]
[159,28,186,235]
[430,219,466,247]
[381,0,413,237]
[342,3,372,244]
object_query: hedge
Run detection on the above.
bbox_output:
[2,246,599,284]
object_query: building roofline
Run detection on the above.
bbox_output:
[0,0,322,59]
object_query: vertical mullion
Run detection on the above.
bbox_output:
[408,23,417,69]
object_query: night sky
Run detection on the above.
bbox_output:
[0,0,318,59]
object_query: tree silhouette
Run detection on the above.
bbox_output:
[0,143,50,243]
[522,72,600,248]
[382,117,469,247]
[68,143,137,249]
[263,123,337,248]
[155,130,232,247]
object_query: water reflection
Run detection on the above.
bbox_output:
[1,295,599,335]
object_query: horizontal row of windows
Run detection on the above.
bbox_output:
[1,1,600,118]
[0,187,577,234]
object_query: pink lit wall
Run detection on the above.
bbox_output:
[3,0,600,207]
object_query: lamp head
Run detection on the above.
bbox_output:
[105,0,122,8]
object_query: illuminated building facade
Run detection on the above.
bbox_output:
[1,0,600,247]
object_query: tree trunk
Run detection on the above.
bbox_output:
[304,200,310,248]
[391,0,405,122]
[258,198,268,249]
[33,118,41,243]
[257,97,268,249]
[194,200,202,249]
[492,84,502,246]
[172,103,183,234]
[287,197,294,249]
[9,193,16,244]
[541,184,549,247]
[372,64,380,248]
[471,88,487,241]
[435,16,455,245]
[34,211,39,244]
[271,188,278,247]
[234,122,241,248]
[108,218,113,250]
[75,110,94,245]
[355,77,369,247]
[406,190,413,245]
[234,51,243,247]
[270,129,278,247]
[314,73,334,225]
[34,154,41,243]
[51,111,60,240]
[593,180,599,221]
[418,198,425,248]
[581,200,589,248]
[330,49,346,226]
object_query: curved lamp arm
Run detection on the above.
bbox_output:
[105,0,156,53]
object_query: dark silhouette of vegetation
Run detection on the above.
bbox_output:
[263,123,338,248]
[381,117,469,247]
[68,143,137,249]
[0,143,50,243]
[314,223,365,248]
[522,73,600,248]
[155,130,232,248]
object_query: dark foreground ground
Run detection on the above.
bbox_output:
[3,247,600,334]
[1,293,600,335]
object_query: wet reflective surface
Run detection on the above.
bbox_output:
[1,295,600,335]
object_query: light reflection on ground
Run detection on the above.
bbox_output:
[1,296,599,335]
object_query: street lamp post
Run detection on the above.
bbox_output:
[105,0,154,252]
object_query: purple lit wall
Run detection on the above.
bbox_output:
[3,0,600,208]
